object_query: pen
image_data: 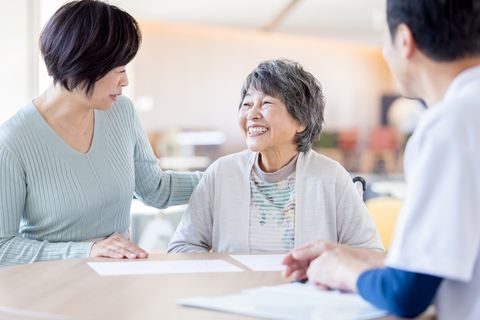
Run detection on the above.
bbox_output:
[291,278,308,284]
[290,279,344,294]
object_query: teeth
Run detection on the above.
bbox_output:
[248,127,268,135]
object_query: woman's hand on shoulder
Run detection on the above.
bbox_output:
[90,235,149,259]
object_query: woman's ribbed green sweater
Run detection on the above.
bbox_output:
[0,95,201,267]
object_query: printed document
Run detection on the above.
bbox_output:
[177,282,388,320]
[229,254,286,271]
[88,260,244,276]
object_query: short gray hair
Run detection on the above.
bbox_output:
[239,59,325,153]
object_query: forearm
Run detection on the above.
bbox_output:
[350,248,387,268]
[167,242,210,253]
[0,235,93,268]
[357,267,442,318]
[132,102,204,209]
[167,216,212,253]
[136,170,203,209]
[167,219,211,253]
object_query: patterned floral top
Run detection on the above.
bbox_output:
[249,154,297,252]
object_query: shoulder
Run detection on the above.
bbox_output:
[0,105,32,149]
[210,149,254,168]
[300,149,353,194]
[425,78,480,132]
[412,97,480,153]
[204,149,254,177]
[300,149,347,180]
[0,109,32,169]
[302,149,342,167]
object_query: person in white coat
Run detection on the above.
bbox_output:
[282,1,480,319]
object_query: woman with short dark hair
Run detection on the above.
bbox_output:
[168,59,383,254]
[0,0,202,267]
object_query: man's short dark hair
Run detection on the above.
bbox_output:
[239,59,325,153]
[387,0,480,61]
[40,0,141,97]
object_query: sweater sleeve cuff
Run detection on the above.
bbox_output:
[65,241,95,259]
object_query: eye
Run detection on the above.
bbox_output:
[242,102,252,108]
[262,100,273,106]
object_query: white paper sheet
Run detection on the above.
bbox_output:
[87,259,244,276]
[177,283,388,320]
[229,254,286,271]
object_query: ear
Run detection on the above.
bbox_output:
[395,23,417,59]
[296,124,307,133]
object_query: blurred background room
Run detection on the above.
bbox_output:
[0,0,424,252]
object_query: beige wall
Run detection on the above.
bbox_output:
[134,21,397,156]
[0,0,39,125]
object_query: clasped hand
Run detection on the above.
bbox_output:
[90,235,149,259]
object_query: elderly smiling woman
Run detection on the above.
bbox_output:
[168,59,383,253]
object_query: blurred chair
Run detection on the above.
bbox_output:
[137,211,174,253]
[312,132,343,164]
[337,129,359,172]
[360,126,399,174]
[365,196,403,251]
[130,199,188,253]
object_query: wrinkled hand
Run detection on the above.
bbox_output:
[282,239,348,280]
[307,247,371,292]
[90,235,149,259]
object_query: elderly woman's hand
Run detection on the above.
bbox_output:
[90,235,149,259]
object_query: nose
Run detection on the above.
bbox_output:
[247,103,262,121]
[120,71,129,87]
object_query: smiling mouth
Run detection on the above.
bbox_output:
[248,127,269,136]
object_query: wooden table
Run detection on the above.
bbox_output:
[0,253,434,320]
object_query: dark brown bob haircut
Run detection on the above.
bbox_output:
[40,0,141,97]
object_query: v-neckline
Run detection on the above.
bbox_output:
[23,101,104,158]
